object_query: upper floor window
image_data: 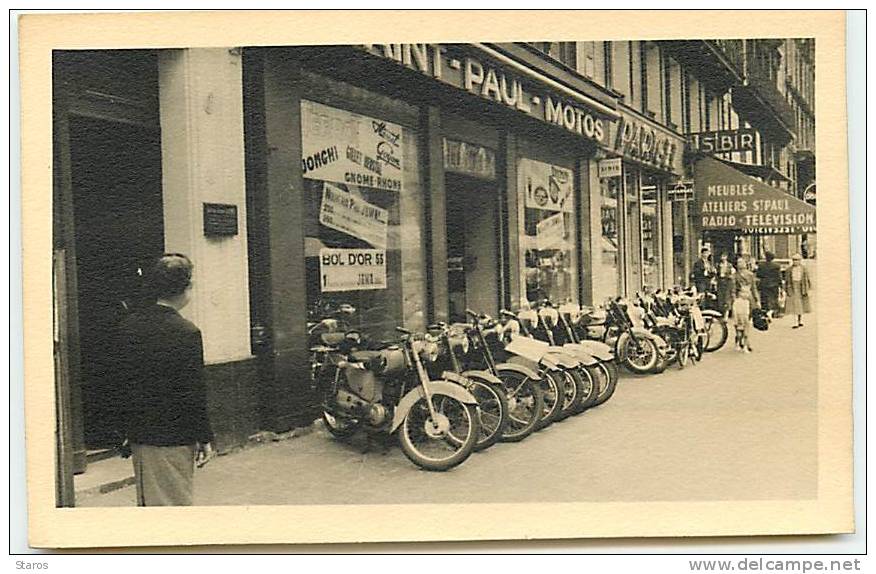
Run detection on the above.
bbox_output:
[604,42,614,89]
[529,42,577,69]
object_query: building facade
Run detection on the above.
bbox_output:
[53,39,816,478]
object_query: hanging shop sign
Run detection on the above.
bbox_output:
[668,180,694,201]
[443,138,497,180]
[535,211,567,251]
[319,248,387,292]
[694,156,816,235]
[597,157,622,179]
[362,44,610,145]
[519,158,574,213]
[688,128,757,154]
[609,110,684,175]
[803,183,816,206]
[301,100,404,192]
[319,182,389,249]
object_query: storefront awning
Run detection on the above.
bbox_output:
[714,157,792,184]
[694,156,816,235]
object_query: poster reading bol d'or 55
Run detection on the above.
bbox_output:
[301,100,404,193]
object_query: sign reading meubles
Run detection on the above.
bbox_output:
[694,156,816,235]
[363,44,609,145]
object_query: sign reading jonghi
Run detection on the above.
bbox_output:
[362,44,609,145]
[301,100,404,192]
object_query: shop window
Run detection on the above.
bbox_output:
[300,99,426,340]
[640,175,662,291]
[517,157,578,306]
[593,169,621,303]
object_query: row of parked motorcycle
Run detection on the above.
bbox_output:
[307,287,729,472]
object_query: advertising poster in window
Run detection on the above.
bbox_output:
[519,158,574,213]
[301,100,404,193]
[319,182,389,249]
[319,248,387,292]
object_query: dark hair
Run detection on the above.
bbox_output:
[700,247,710,254]
[765,251,775,262]
[146,253,193,298]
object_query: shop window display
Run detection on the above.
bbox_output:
[593,173,621,303]
[301,99,426,339]
[517,157,578,306]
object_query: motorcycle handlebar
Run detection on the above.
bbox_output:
[465,309,479,319]
[395,326,411,335]
[500,309,517,319]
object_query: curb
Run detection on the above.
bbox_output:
[74,421,319,502]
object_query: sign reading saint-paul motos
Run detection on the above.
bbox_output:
[301,100,404,192]
[362,44,610,145]
[694,156,816,235]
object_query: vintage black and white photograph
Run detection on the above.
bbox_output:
[20,9,853,548]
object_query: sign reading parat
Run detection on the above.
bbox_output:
[362,43,606,144]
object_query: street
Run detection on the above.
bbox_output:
[80,313,818,507]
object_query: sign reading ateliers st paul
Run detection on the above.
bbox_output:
[363,44,608,145]
[694,156,816,235]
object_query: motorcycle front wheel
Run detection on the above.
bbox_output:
[621,336,660,374]
[496,370,544,442]
[557,368,587,420]
[535,370,565,430]
[398,393,479,471]
[592,361,618,407]
[467,379,510,452]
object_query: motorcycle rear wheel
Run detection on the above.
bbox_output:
[496,370,543,442]
[321,411,360,439]
[398,394,479,471]
[704,316,729,352]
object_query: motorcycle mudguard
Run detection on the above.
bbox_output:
[460,369,504,387]
[541,350,579,370]
[390,381,478,433]
[622,328,669,352]
[495,361,543,381]
[561,344,600,366]
[700,309,723,319]
[574,339,615,361]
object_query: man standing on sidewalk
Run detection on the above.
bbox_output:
[119,253,214,506]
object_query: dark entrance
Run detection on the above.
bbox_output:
[69,115,164,448]
[445,173,501,322]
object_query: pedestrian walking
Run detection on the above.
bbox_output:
[118,253,214,506]
[691,247,715,295]
[716,252,736,319]
[735,254,761,310]
[783,253,813,328]
[755,251,782,318]
[731,285,754,353]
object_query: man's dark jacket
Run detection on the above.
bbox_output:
[756,261,783,289]
[118,304,213,446]
[691,257,713,292]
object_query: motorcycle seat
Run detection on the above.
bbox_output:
[320,332,346,346]
[654,317,678,328]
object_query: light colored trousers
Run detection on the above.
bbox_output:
[131,443,196,506]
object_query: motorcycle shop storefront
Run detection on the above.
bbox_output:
[246,43,619,419]
[591,107,686,301]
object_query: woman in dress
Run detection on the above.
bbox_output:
[715,252,736,320]
[783,253,812,328]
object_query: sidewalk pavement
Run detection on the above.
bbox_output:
[78,312,818,507]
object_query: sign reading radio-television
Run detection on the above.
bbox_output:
[363,44,608,144]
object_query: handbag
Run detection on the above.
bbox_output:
[777,288,787,309]
[752,308,770,331]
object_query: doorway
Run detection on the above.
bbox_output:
[69,116,164,448]
[445,174,501,322]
